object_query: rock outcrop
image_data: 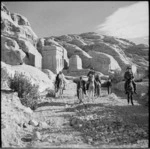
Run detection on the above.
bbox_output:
[1,35,26,65]
[88,51,121,75]
[1,62,54,93]
[1,3,42,69]
[62,43,92,68]
[1,3,148,79]
[38,31,148,78]
[1,3,37,44]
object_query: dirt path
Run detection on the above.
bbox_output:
[28,81,148,148]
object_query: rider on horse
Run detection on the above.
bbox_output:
[124,65,137,94]
[87,67,95,90]
[55,71,66,92]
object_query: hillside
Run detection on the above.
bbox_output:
[1,3,149,148]
[1,3,149,79]
[38,32,148,78]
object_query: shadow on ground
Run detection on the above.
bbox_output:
[113,89,148,106]
[37,101,67,108]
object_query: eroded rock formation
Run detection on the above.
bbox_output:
[1,3,42,68]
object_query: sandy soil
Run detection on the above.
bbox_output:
[1,81,149,148]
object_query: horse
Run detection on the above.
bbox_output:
[87,74,95,102]
[126,79,134,105]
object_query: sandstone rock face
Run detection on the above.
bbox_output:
[103,35,120,44]
[16,38,42,69]
[41,31,148,78]
[1,3,37,44]
[67,34,87,47]
[1,62,54,93]
[1,35,26,65]
[69,55,82,71]
[79,32,102,40]
[63,43,92,68]
[42,69,56,82]
[55,35,72,42]
[135,44,149,49]
[88,51,121,75]
[83,42,135,73]
[1,3,42,69]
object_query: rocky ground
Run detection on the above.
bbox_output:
[1,80,149,148]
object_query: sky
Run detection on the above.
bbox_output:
[3,1,149,45]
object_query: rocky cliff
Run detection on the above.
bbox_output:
[1,3,149,79]
[1,3,42,68]
[38,32,148,78]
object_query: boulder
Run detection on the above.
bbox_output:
[32,131,41,141]
[24,107,33,114]
[16,38,42,69]
[28,120,38,127]
[23,123,28,128]
[38,122,49,129]
[1,62,54,93]
[88,51,121,75]
[42,69,56,82]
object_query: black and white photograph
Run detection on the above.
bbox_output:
[1,1,149,148]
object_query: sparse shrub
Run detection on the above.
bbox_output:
[1,67,9,88]
[111,70,123,83]
[8,72,39,110]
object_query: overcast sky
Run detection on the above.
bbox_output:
[3,1,149,44]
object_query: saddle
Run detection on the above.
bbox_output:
[126,79,134,92]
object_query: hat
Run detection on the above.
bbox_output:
[91,67,94,70]
[126,65,131,69]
